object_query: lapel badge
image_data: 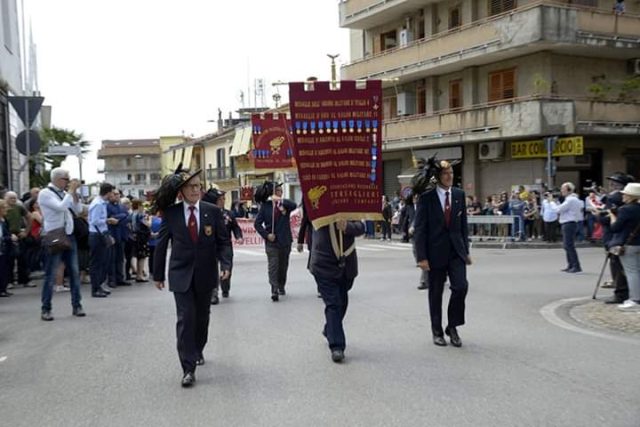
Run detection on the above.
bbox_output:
[204,225,213,236]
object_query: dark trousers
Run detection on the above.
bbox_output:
[108,240,125,284]
[124,239,134,279]
[7,240,30,284]
[427,254,468,335]
[0,254,8,293]
[315,273,354,351]
[214,264,232,294]
[544,221,558,242]
[610,254,629,301]
[265,244,291,293]
[381,220,391,240]
[561,222,581,270]
[41,236,81,312]
[173,278,213,374]
[89,233,108,293]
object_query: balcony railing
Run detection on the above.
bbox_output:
[339,0,426,29]
[341,1,640,81]
[206,166,236,181]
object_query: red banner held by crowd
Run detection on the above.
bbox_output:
[251,113,294,169]
[289,80,383,229]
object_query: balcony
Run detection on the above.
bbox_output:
[339,0,432,29]
[341,2,640,82]
[206,166,236,182]
[381,97,640,150]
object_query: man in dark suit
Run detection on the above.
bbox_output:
[254,182,297,301]
[414,160,471,347]
[310,219,365,362]
[153,170,232,387]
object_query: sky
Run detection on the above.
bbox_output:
[28,0,350,183]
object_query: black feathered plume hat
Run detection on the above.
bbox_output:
[202,188,226,205]
[253,180,283,204]
[151,162,202,213]
[410,154,460,195]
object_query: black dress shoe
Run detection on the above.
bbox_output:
[135,278,148,283]
[72,306,86,317]
[0,291,12,297]
[278,288,286,296]
[196,356,205,366]
[92,291,108,298]
[417,283,428,290]
[271,293,279,302]
[445,326,462,347]
[567,268,582,273]
[41,311,54,321]
[604,297,625,304]
[331,349,345,363]
[432,335,447,346]
[181,372,196,388]
[561,267,571,272]
[222,291,229,298]
[117,281,132,286]
[211,295,219,305]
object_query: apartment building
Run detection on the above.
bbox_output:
[97,139,162,199]
[339,0,640,198]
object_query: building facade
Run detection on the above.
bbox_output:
[339,0,640,198]
[97,139,162,199]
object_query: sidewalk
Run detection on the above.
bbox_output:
[568,298,640,336]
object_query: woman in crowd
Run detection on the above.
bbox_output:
[26,199,44,273]
[131,199,151,282]
[609,183,640,311]
[0,200,17,297]
[524,194,541,241]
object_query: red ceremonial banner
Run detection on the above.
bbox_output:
[240,186,254,202]
[251,113,294,169]
[289,80,383,229]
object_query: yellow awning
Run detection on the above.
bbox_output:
[230,125,252,157]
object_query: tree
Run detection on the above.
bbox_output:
[29,127,91,187]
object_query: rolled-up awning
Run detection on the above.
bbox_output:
[230,125,252,157]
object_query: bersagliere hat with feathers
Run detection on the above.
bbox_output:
[151,162,202,213]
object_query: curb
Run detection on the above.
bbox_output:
[540,297,640,345]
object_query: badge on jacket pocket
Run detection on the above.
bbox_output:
[204,225,213,236]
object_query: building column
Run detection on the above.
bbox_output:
[463,144,481,197]
[426,76,440,115]
[424,4,438,36]
[462,67,479,107]
[462,0,479,24]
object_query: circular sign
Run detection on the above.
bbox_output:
[15,130,42,155]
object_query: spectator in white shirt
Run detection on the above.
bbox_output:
[549,182,583,273]
[541,193,559,242]
[37,167,85,321]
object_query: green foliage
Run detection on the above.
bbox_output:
[587,82,612,99]
[29,127,91,187]
[532,73,550,95]
[618,76,640,101]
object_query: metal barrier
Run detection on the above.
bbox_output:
[467,215,525,242]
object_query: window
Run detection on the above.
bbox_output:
[416,80,427,115]
[150,173,162,182]
[449,7,461,30]
[489,0,516,16]
[126,174,132,182]
[417,18,425,40]
[449,80,462,110]
[135,173,146,183]
[216,148,226,169]
[380,30,397,52]
[125,158,131,167]
[488,68,516,102]
[383,95,398,120]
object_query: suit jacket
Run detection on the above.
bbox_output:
[254,199,297,248]
[153,201,232,293]
[414,187,469,269]
[310,221,365,280]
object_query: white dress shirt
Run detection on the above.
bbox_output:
[541,200,559,222]
[436,186,452,212]
[38,185,83,235]
[183,200,200,232]
[551,193,583,224]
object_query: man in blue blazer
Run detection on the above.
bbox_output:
[414,160,471,347]
[153,169,232,387]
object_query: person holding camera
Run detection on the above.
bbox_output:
[549,182,583,273]
[37,168,85,320]
[608,183,640,310]
[596,173,635,304]
[88,183,119,298]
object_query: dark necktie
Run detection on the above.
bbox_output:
[444,191,451,228]
[188,206,198,243]
[274,201,282,223]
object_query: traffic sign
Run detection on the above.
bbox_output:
[47,145,81,156]
[15,130,42,155]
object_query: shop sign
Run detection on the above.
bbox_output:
[511,136,584,159]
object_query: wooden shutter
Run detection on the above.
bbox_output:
[417,81,427,115]
[488,69,516,102]
[489,73,502,102]
[449,80,462,110]
[490,0,516,16]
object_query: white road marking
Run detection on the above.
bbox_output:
[365,244,410,251]
[0,356,7,363]
[540,297,640,346]
[233,249,265,257]
[355,246,384,252]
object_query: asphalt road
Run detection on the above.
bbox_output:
[1,242,638,427]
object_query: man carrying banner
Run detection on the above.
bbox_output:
[254,181,296,301]
[310,219,365,362]
[414,159,471,348]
